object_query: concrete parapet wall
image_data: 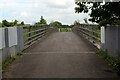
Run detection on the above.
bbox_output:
[102,26,120,57]
[73,25,120,58]
[0,27,24,62]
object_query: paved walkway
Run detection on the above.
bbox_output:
[3,32,118,78]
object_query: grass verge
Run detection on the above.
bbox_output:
[59,28,71,32]
[97,50,120,76]
[2,52,24,72]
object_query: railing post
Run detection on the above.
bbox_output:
[16,27,24,52]
[101,26,105,49]
[8,27,18,57]
[28,26,32,45]
[4,28,10,61]
[0,28,6,62]
[92,25,94,43]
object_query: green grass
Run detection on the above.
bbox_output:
[2,52,23,72]
[59,28,71,32]
[97,50,120,76]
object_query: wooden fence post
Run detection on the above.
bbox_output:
[28,26,32,45]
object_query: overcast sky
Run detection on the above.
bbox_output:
[0,0,90,25]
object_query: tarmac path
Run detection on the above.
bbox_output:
[3,32,118,78]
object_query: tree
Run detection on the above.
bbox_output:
[75,1,120,25]
[14,20,18,25]
[21,21,24,25]
[74,20,80,26]
[2,20,9,27]
[2,20,15,27]
[39,16,47,25]
[84,18,88,24]
[49,21,62,27]
[0,22,2,27]
[62,25,70,28]
[2,20,25,27]
[8,22,14,26]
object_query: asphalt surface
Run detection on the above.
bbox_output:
[3,32,118,78]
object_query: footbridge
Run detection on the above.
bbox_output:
[1,24,119,78]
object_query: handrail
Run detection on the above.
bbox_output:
[23,26,49,49]
[75,24,101,48]
[25,28,46,35]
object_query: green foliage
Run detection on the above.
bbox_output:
[49,21,62,27]
[84,18,88,24]
[59,28,71,32]
[35,16,47,26]
[75,1,120,25]
[2,52,23,71]
[74,20,80,26]
[99,20,109,26]
[2,20,25,27]
[0,22,2,27]
[14,20,18,25]
[97,50,120,76]
[2,20,9,27]
[2,57,16,70]
[21,21,24,25]
[62,25,70,28]
[39,16,47,25]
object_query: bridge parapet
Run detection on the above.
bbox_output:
[1,27,24,62]
[72,24,101,49]
[23,25,49,49]
[23,25,59,49]
[0,25,58,62]
[101,25,120,57]
[73,24,120,57]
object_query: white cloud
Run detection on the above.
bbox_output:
[43,0,70,9]
[1,0,90,25]
[33,3,39,8]
[0,4,4,9]
[21,12,28,17]
[43,0,74,9]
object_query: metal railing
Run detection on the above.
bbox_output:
[77,24,101,48]
[23,25,49,49]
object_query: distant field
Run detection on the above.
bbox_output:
[59,28,71,32]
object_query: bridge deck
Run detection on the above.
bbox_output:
[3,32,118,78]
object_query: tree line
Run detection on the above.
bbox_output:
[1,16,73,28]
[35,16,72,28]
[1,20,24,27]
[1,16,81,28]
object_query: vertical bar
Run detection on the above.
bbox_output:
[5,28,9,48]
[28,26,31,46]
[101,26,105,49]
[16,27,24,51]
[4,28,10,60]
[0,28,5,79]
[8,27,18,57]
